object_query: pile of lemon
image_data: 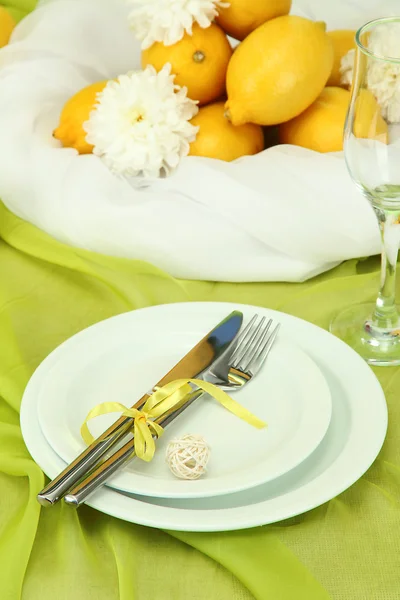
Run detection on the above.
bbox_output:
[53,0,385,161]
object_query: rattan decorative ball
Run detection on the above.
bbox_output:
[166,434,210,480]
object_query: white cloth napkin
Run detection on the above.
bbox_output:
[0,0,395,282]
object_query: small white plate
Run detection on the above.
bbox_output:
[36,305,332,498]
[21,303,387,532]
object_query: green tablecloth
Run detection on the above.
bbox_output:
[1,2,400,598]
[0,200,399,600]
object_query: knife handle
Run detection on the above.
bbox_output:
[37,393,149,506]
[64,388,204,507]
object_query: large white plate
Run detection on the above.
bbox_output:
[21,302,387,532]
[36,305,332,499]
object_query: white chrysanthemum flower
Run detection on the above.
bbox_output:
[340,23,400,123]
[128,0,229,49]
[84,64,199,179]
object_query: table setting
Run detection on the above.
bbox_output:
[0,0,400,599]
[23,300,386,534]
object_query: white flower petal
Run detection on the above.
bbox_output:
[127,0,229,48]
[84,64,199,179]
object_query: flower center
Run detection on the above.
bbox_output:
[130,108,145,124]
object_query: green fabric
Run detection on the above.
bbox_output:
[0,2,399,598]
[0,200,399,600]
[1,0,35,22]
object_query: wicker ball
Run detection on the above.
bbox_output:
[166,434,210,480]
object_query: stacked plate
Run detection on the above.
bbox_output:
[21,302,388,532]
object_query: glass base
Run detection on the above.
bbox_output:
[330,302,400,366]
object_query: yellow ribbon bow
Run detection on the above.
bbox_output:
[81,379,266,462]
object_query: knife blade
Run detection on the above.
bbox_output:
[37,310,243,506]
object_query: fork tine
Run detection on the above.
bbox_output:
[229,314,258,364]
[241,319,272,372]
[231,316,265,367]
[247,323,280,375]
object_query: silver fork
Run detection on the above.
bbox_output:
[64,315,280,507]
[204,314,279,390]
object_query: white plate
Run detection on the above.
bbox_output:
[36,305,332,499]
[21,302,388,532]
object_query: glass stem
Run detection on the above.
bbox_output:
[372,207,400,329]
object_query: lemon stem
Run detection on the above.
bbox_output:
[315,21,327,32]
[224,109,232,122]
[193,51,206,63]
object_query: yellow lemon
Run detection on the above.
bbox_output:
[279,87,388,151]
[53,81,108,154]
[0,7,16,48]
[354,89,388,143]
[216,0,291,41]
[279,87,350,152]
[142,23,232,106]
[327,30,356,87]
[189,101,264,161]
[225,16,334,126]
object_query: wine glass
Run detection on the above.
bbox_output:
[330,17,400,366]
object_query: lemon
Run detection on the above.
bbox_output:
[189,101,264,161]
[142,23,232,106]
[279,86,388,151]
[225,16,334,126]
[0,7,15,48]
[216,0,291,41]
[327,30,356,87]
[53,81,108,154]
[354,89,388,143]
[279,87,350,152]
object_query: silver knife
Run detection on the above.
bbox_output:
[37,310,243,506]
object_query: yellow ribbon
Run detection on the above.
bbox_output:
[81,379,266,462]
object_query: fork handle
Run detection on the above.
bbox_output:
[64,388,205,507]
